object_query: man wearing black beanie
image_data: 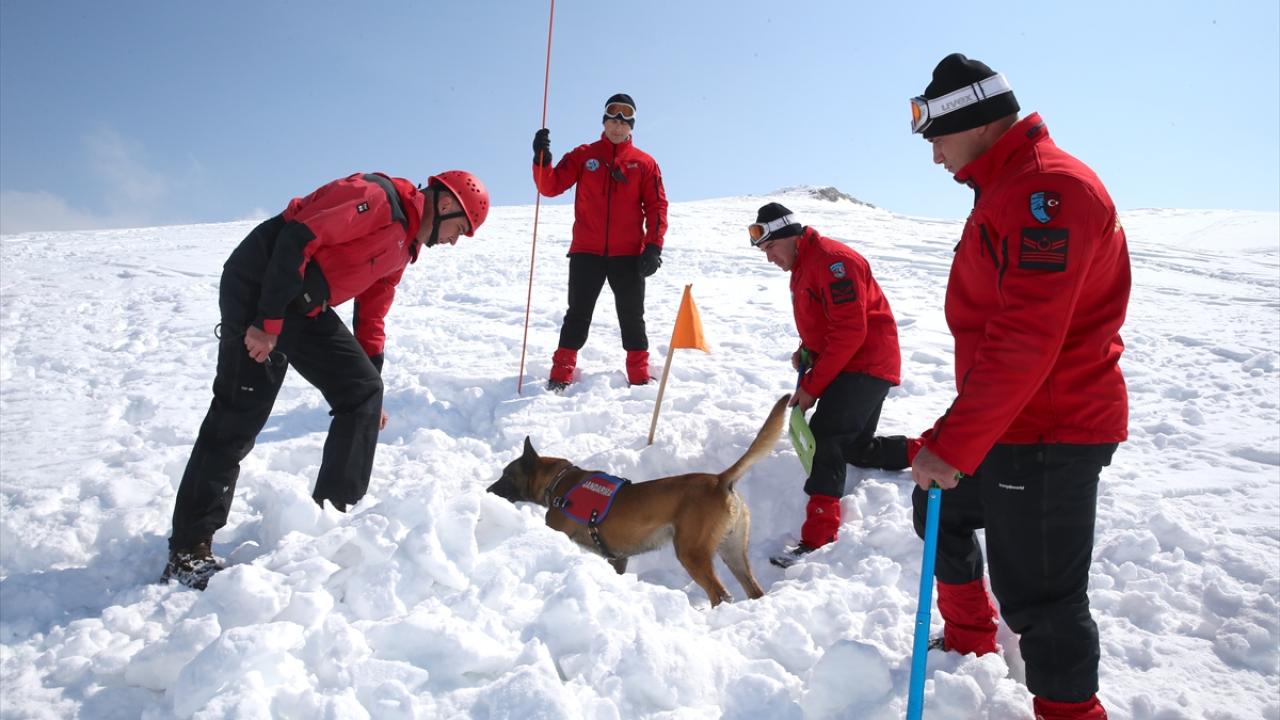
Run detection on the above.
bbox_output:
[531,93,668,392]
[903,53,1131,720]
[745,202,902,569]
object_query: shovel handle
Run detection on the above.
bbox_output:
[907,483,943,720]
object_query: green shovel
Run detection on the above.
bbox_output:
[788,351,816,473]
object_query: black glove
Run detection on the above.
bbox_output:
[638,244,662,277]
[533,128,551,166]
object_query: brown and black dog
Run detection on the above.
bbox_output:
[487,395,789,606]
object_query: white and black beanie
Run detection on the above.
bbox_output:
[920,54,1020,138]
[755,202,803,240]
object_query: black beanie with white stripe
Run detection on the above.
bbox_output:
[920,54,1020,138]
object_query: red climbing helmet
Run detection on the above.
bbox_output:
[428,170,489,236]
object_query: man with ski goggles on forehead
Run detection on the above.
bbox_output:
[532,93,669,392]
[890,53,1131,720]
[746,202,902,570]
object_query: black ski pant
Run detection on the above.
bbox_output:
[847,434,912,470]
[557,253,648,352]
[802,372,893,497]
[169,270,383,550]
[912,442,1117,702]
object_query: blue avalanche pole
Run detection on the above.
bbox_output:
[907,482,942,720]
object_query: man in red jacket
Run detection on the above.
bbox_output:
[748,203,902,569]
[532,93,669,391]
[907,54,1130,720]
[162,170,490,590]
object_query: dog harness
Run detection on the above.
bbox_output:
[548,469,630,559]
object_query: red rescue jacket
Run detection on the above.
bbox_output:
[925,114,1131,474]
[533,133,667,256]
[252,172,424,357]
[791,228,901,396]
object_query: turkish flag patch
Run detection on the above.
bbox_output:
[829,278,857,305]
[1029,191,1060,223]
[1019,228,1069,271]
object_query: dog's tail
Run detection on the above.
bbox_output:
[718,394,791,492]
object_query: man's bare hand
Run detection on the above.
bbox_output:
[790,387,817,411]
[911,445,962,491]
[244,326,278,364]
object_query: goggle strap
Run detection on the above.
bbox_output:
[750,213,797,245]
[758,214,796,235]
[924,74,1013,121]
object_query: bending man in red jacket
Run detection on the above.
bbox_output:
[907,54,1130,720]
[163,170,490,590]
[747,203,902,569]
[532,93,669,391]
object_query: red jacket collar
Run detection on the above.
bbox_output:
[597,132,633,151]
[791,227,820,271]
[954,112,1050,191]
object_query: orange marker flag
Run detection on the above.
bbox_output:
[670,285,709,353]
[648,285,710,445]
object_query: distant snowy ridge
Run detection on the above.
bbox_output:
[771,185,877,208]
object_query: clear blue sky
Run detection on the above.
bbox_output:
[1,1,1277,233]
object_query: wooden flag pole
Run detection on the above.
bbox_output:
[647,284,706,446]
[646,340,677,445]
[647,284,693,445]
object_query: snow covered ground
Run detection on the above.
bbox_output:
[1,189,1276,718]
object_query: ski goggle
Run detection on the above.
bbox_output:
[748,214,796,247]
[910,74,1013,134]
[603,102,636,121]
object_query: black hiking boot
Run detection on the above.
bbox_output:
[313,496,347,513]
[161,540,223,590]
[845,435,910,470]
[546,379,570,394]
[769,542,817,569]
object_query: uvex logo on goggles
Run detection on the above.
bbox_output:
[910,74,1013,134]
[604,102,636,121]
[748,214,796,247]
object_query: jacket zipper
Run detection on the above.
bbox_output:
[603,145,616,256]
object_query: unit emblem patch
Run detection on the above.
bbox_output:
[1029,191,1060,224]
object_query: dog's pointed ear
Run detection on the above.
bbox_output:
[521,436,538,471]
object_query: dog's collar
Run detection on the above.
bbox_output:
[542,461,577,506]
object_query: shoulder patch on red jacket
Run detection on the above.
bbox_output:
[1019,227,1069,271]
[829,278,857,304]
[1029,191,1061,223]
